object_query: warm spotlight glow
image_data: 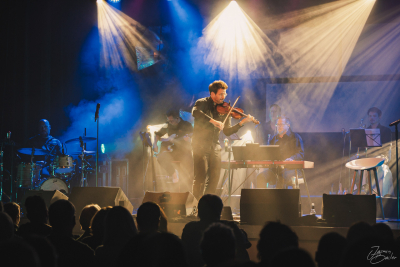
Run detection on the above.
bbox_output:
[196,1,288,80]
[97,1,161,71]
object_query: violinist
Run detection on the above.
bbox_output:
[153,109,193,187]
[191,80,255,201]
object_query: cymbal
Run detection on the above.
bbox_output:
[17,148,50,156]
[70,151,96,155]
[65,137,96,144]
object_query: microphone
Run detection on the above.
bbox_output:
[224,138,229,152]
[62,143,65,155]
[389,118,400,127]
[95,103,100,122]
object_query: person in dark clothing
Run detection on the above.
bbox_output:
[200,222,236,267]
[3,202,20,234]
[76,204,100,242]
[0,212,15,241]
[367,107,392,145]
[191,81,255,200]
[257,221,298,267]
[315,232,347,267]
[153,109,194,187]
[47,200,94,267]
[18,195,52,238]
[270,247,315,267]
[80,206,111,251]
[95,206,138,267]
[181,194,251,267]
[136,202,168,234]
[0,239,41,267]
[256,116,304,189]
[25,119,62,177]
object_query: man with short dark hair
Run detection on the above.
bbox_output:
[47,200,94,267]
[367,107,392,145]
[191,81,255,199]
[181,194,250,267]
[153,109,194,188]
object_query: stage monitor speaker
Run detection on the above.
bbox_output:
[142,191,189,219]
[240,189,300,225]
[69,187,133,216]
[323,194,376,226]
[20,190,68,215]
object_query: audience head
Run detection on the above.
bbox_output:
[3,202,20,226]
[0,212,14,240]
[79,204,100,231]
[90,207,111,237]
[137,202,164,234]
[257,221,298,262]
[198,194,223,221]
[347,221,376,245]
[103,206,137,246]
[372,223,394,242]
[0,239,40,267]
[25,195,48,224]
[48,199,76,232]
[270,247,315,267]
[200,222,236,266]
[146,232,188,267]
[315,232,347,267]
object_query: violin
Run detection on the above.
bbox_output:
[216,101,259,125]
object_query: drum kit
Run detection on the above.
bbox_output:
[15,136,97,195]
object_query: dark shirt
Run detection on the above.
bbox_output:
[367,124,392,145]
[181,220,251,267]
[27,134,62,155]
[155,117,193,152]
[47,233,94,267]
[192,97,243,147]
[17,222,52,238]
[271,129,304,160]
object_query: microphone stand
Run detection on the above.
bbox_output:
[389,118,400,221]
[95,103,100,187]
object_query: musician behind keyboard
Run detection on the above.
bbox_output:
[256,116,304,189]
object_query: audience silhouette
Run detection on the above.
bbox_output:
[47,199,94,267]
[257,221,298,266]
[182,194,250,267]
[0,238,40,267]
[18,195,52,238]
[77,204,100,241]
[80,206,111,250]
[3,202,20,234]
[315,232,347,267]
[0,211,14,241]
[95,206,138,267]
[270,247,315,267]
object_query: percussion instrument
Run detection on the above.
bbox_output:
[16,163,42,188]
[52,155,74,174]
[39,178,69,194]
[17,148,50,156]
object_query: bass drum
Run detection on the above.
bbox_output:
[39,178,69,195]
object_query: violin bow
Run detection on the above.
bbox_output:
[222,96,240,126]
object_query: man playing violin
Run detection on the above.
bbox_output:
[191,80,255,201]
[153,109,193,188]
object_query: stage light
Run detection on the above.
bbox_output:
[196,1,286,81]
[97,1,161,71]
[109,0,120,2]
[101,144,105,153]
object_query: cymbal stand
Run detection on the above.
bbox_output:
[0,142,4,201]
[79,137,87,187]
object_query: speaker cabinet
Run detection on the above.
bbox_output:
[240,189,300,225]
[142,191,189,219]
[69,187,133,216]
[20,190,68,215]
[323,194,376,226]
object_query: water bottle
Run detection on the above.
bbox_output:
[329,183,335,194]
[310,203,316,215]
[224,138,229,152]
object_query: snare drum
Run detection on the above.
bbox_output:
[53,155,74,174]
[39,178,69,194]
[16,163,41,188]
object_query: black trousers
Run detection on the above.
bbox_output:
[192,144,221,201]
